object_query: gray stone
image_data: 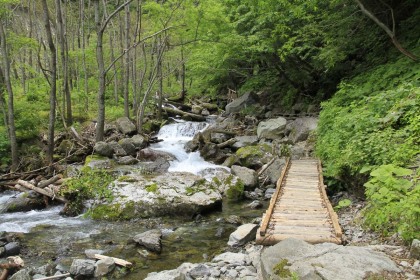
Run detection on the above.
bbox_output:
[116,117,136,135]
[69,259,96,276]
[257,117,287,140]
[260,238,401,280]
[118,138,137,156]
[84,249,105,258]
[228,224,258,247]
[285,117,318,144]
[33,274,46,279]
[94,141,114,158]
[4,242,20,256]
[226,269,238,278]
[246,200,262,209]
[131,134,147,149]
[189,264,211,278]
[225,215,243,225]
[144,263,197,280]
[201,109,210,116]
[109,141,127,156]
[9,269,31,280]
[212,252,248,266]
[133,229,162,253]
[291,141,307,159]
[225,92,258,114]
[264,157,286,184]
[410,239,420,259]
[232,135,259,149]
[0,192,44,214]
[117,155,138,165]
[231,165,258,190]
[94,257,115,277]
[210,132,230,144]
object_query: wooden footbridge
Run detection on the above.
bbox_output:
[256,158,342,245]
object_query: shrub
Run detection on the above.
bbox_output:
[363,164,419,241]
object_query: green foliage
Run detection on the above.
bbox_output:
[0,127,10,166]
[61,169,115,216]
[363,164,419,241]
[316,52,420,186]
[334,199,352,211]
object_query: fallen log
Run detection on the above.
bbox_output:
[87,253,132,268]
[16,180,68,203]
[216,138,237,149]
[33,273,71,280]
[258,157,277,176]
[162,106,206,121]
[38,175,63,188]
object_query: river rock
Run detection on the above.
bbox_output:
[212,252,249,266]
[4,242,20,256]
[264,157,286,184]
[246,200,263,209]
[69,259,96,276]
[116,117,136,135]
[257,117,287,140]
[9,269,31,280]
[116,155,138,165]
[264,188,276,200]
[131,134,147,149]
[93,142,114,158]
[225,92,258,114]
[94,172,222,219]
[94,257,115,277]
[200,143,226,163]
[145,263,198,280]
[137,148,175,162]
[0,192,44,214]
[410,239,420,259]
[228,224,259,247]
[108,141,127,156]
[231,165,258,190]
[260,238,401,280]
[235,144,273,169]
[189,264,211,278]
[232,135,259,149]
[133,229,162,253]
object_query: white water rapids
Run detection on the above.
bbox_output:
[0,121,227,233]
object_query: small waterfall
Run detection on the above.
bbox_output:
[152,121,228,176]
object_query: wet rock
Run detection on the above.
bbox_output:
[210,132,230,144]
[226,215,243,225]
[116,117,136,135]
[215,227,225,238]
[201,108,210,116]
[94,142,114,158]
[133,229,162,253]
[0,192,44,214]
[260,238,401,280]
[231,165,258,190]
[4,242,20,256]
[137,148,175,162]
[94,257,115,277]
[410,239,420,259]
[257,117,287,140]
[117,155,138,165]
[285,117,318,144]
[225,92,258,114]
[200,143,226,163]
[264,188,276,200]
[228,224,258,247]
[69,259,96,276]
[145,262,197,280]
[9,269,31,280]
[246,200,262,209]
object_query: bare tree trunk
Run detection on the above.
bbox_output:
[355,0,418,61]
[0,21,18,172]
[180,45,186,101]
[157,36,163,119]
[42,0,57,166]
[56,0,73,125]
[123,4,130,118]
[109,31,119,104]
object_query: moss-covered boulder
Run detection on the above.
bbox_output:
[235,144,273,169]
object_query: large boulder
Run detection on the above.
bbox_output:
[131,134,147,149]
[0,192,44,214]
[116,117,137,135]
[235,144,273,169]
[285,117,318,144]
[257,117,287,140]
[225,92,258,114]
[260,238,401,280]
[232,135,259,150]
[227,224,259,247]
[264,157,286,184]
[231,165,258,190]
[90,172,223,219]
[118,138,137,156]
[94,141,114,158]
[133,229,162,253]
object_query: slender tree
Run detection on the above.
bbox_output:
[41,0,57,166]
[0,19,18,172]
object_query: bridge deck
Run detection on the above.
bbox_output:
[256,158,342,245]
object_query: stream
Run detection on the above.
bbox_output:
[0,120,266,279]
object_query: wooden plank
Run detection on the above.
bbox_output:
[270,219,331,225]
[90,254,133,268]
[256,233,341,245]
[259,157,290,236]
[272,226,333,233]
[318,160,342,241]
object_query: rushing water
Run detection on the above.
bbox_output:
[0,121,265,279]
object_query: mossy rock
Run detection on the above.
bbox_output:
[225,178,244,201]
[273,259,292,278]
[142,119,162,134]
[236,144,272,169]
[145,183,158,193]
[90,202,137,221]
